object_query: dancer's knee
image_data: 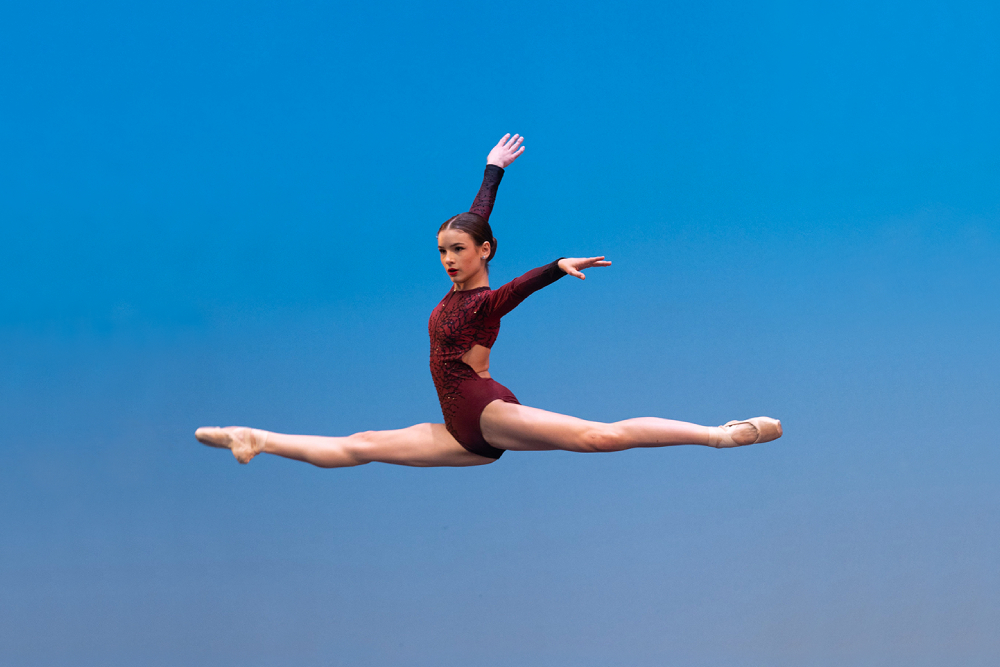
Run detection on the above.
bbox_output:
[339,431,377,466]
[579,424,624,453]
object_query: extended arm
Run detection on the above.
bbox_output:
[485,256,612,319]
[485,260,566,319]
[469,133,526,222]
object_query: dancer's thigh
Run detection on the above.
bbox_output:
[480,401,607,452]
[354,422,495,467]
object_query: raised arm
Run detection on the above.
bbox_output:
[469,165,504,222]
[469,133,526,222]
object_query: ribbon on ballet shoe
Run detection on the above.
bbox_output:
[708,424,737,448]
[252,429,268,456]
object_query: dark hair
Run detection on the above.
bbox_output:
[438,212,498,264]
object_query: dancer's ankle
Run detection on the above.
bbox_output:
[251,429,269,455]
[708,422,758,448]
[708,426,727,448]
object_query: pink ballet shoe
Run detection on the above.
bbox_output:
[709,417,783,448]
[195,426,267,464]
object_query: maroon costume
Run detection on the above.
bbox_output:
[429,165,565,459]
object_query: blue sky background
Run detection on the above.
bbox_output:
[2,0,999,665]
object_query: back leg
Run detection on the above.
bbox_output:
[196,426,266,463]
[196,423,495,468]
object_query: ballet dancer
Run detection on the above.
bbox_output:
[196,133,782,467]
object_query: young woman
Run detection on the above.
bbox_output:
[196,134,782,467]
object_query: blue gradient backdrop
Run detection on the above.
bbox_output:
[2,1,999,665]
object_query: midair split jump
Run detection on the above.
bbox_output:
[196,134,783,467]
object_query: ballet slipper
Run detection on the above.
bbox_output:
[195,426,268,464]
[709,416,783,448]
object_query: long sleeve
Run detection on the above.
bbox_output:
[483,260,566,320]
[469,164,505,222]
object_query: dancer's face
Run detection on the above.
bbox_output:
[438,229,489,287]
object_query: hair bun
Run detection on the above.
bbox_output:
[488,237,498,261]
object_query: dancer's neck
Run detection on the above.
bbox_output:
[452,273,490,291]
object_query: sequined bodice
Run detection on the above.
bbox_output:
[429,287,497,388]
[428,262,565,418]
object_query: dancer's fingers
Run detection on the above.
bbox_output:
[496,133,511,147]
[505,133,520,149]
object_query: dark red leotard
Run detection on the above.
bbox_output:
[429,166,565,459]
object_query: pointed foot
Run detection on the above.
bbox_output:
[710,417,783,448]
[195,426,267,464]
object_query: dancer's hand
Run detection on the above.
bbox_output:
[558,256,611,279]
[487,133,525,168]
